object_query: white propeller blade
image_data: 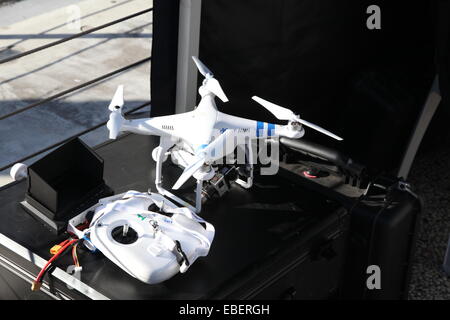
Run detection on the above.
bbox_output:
[172,130,236,190]
[205,78,229,103]
[192,56,229,103]
[192,56,213,77]
[106,111,123,139]
[106,85,125,139]
[251,96,294,120]
[172,157,206,190]
[251,96,343,141]
[295,118,343,141]
[203,129,235,161]
[108,85,124,111]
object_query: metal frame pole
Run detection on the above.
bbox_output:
[175,0,202,113]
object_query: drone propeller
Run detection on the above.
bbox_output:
[108,85,124,111]
[106,85,125,139]
[172,129,236,190]
[192,56,229,103]
[251,96,343,141]
[172,157,206,190]
[192,56,213,78]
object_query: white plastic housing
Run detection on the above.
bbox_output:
[10,163,28,181]
[88,192,214,284]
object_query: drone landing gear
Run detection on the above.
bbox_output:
[153,140,254,213]
[157,177,209,213]
[234,142,254,189]
[153,141,199,213]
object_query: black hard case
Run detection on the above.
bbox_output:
[340,178,421,299]
[279,162,421,300]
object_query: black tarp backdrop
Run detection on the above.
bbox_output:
[150,0,179,117]
[436,0,450,105]
[423,0,450,150]
[151,0,448,174]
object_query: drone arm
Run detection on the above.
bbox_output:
[120,119,167,136]
[216,112,303,140]
[276,124,306,139]
[154,137,175,186]
[107,114,167,139]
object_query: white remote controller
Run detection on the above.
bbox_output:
[80,191,215,284]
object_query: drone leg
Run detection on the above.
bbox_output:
[235,140,254,189]
[246,139,254,188]
[153,141,199,212]
[195,180,203,213]
[155,152,163,187]
[153,137,174,186]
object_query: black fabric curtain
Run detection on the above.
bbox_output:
[150,0,180,116]
[150,0,446,173]
[436,0,450,104]
[198,0,436,173]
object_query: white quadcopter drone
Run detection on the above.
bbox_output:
[106,56,343,212]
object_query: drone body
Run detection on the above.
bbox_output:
[106,57,342,212]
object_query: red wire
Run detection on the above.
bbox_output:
[36,239,78,283]
[303,171,317,179]
[72,243,79,267]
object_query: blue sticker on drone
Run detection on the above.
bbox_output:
[256,121,264,137]
[267,123,275,137]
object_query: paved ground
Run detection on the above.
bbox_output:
[0,0,84,27]
[408,135,450,300]
[0,0,152,185]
